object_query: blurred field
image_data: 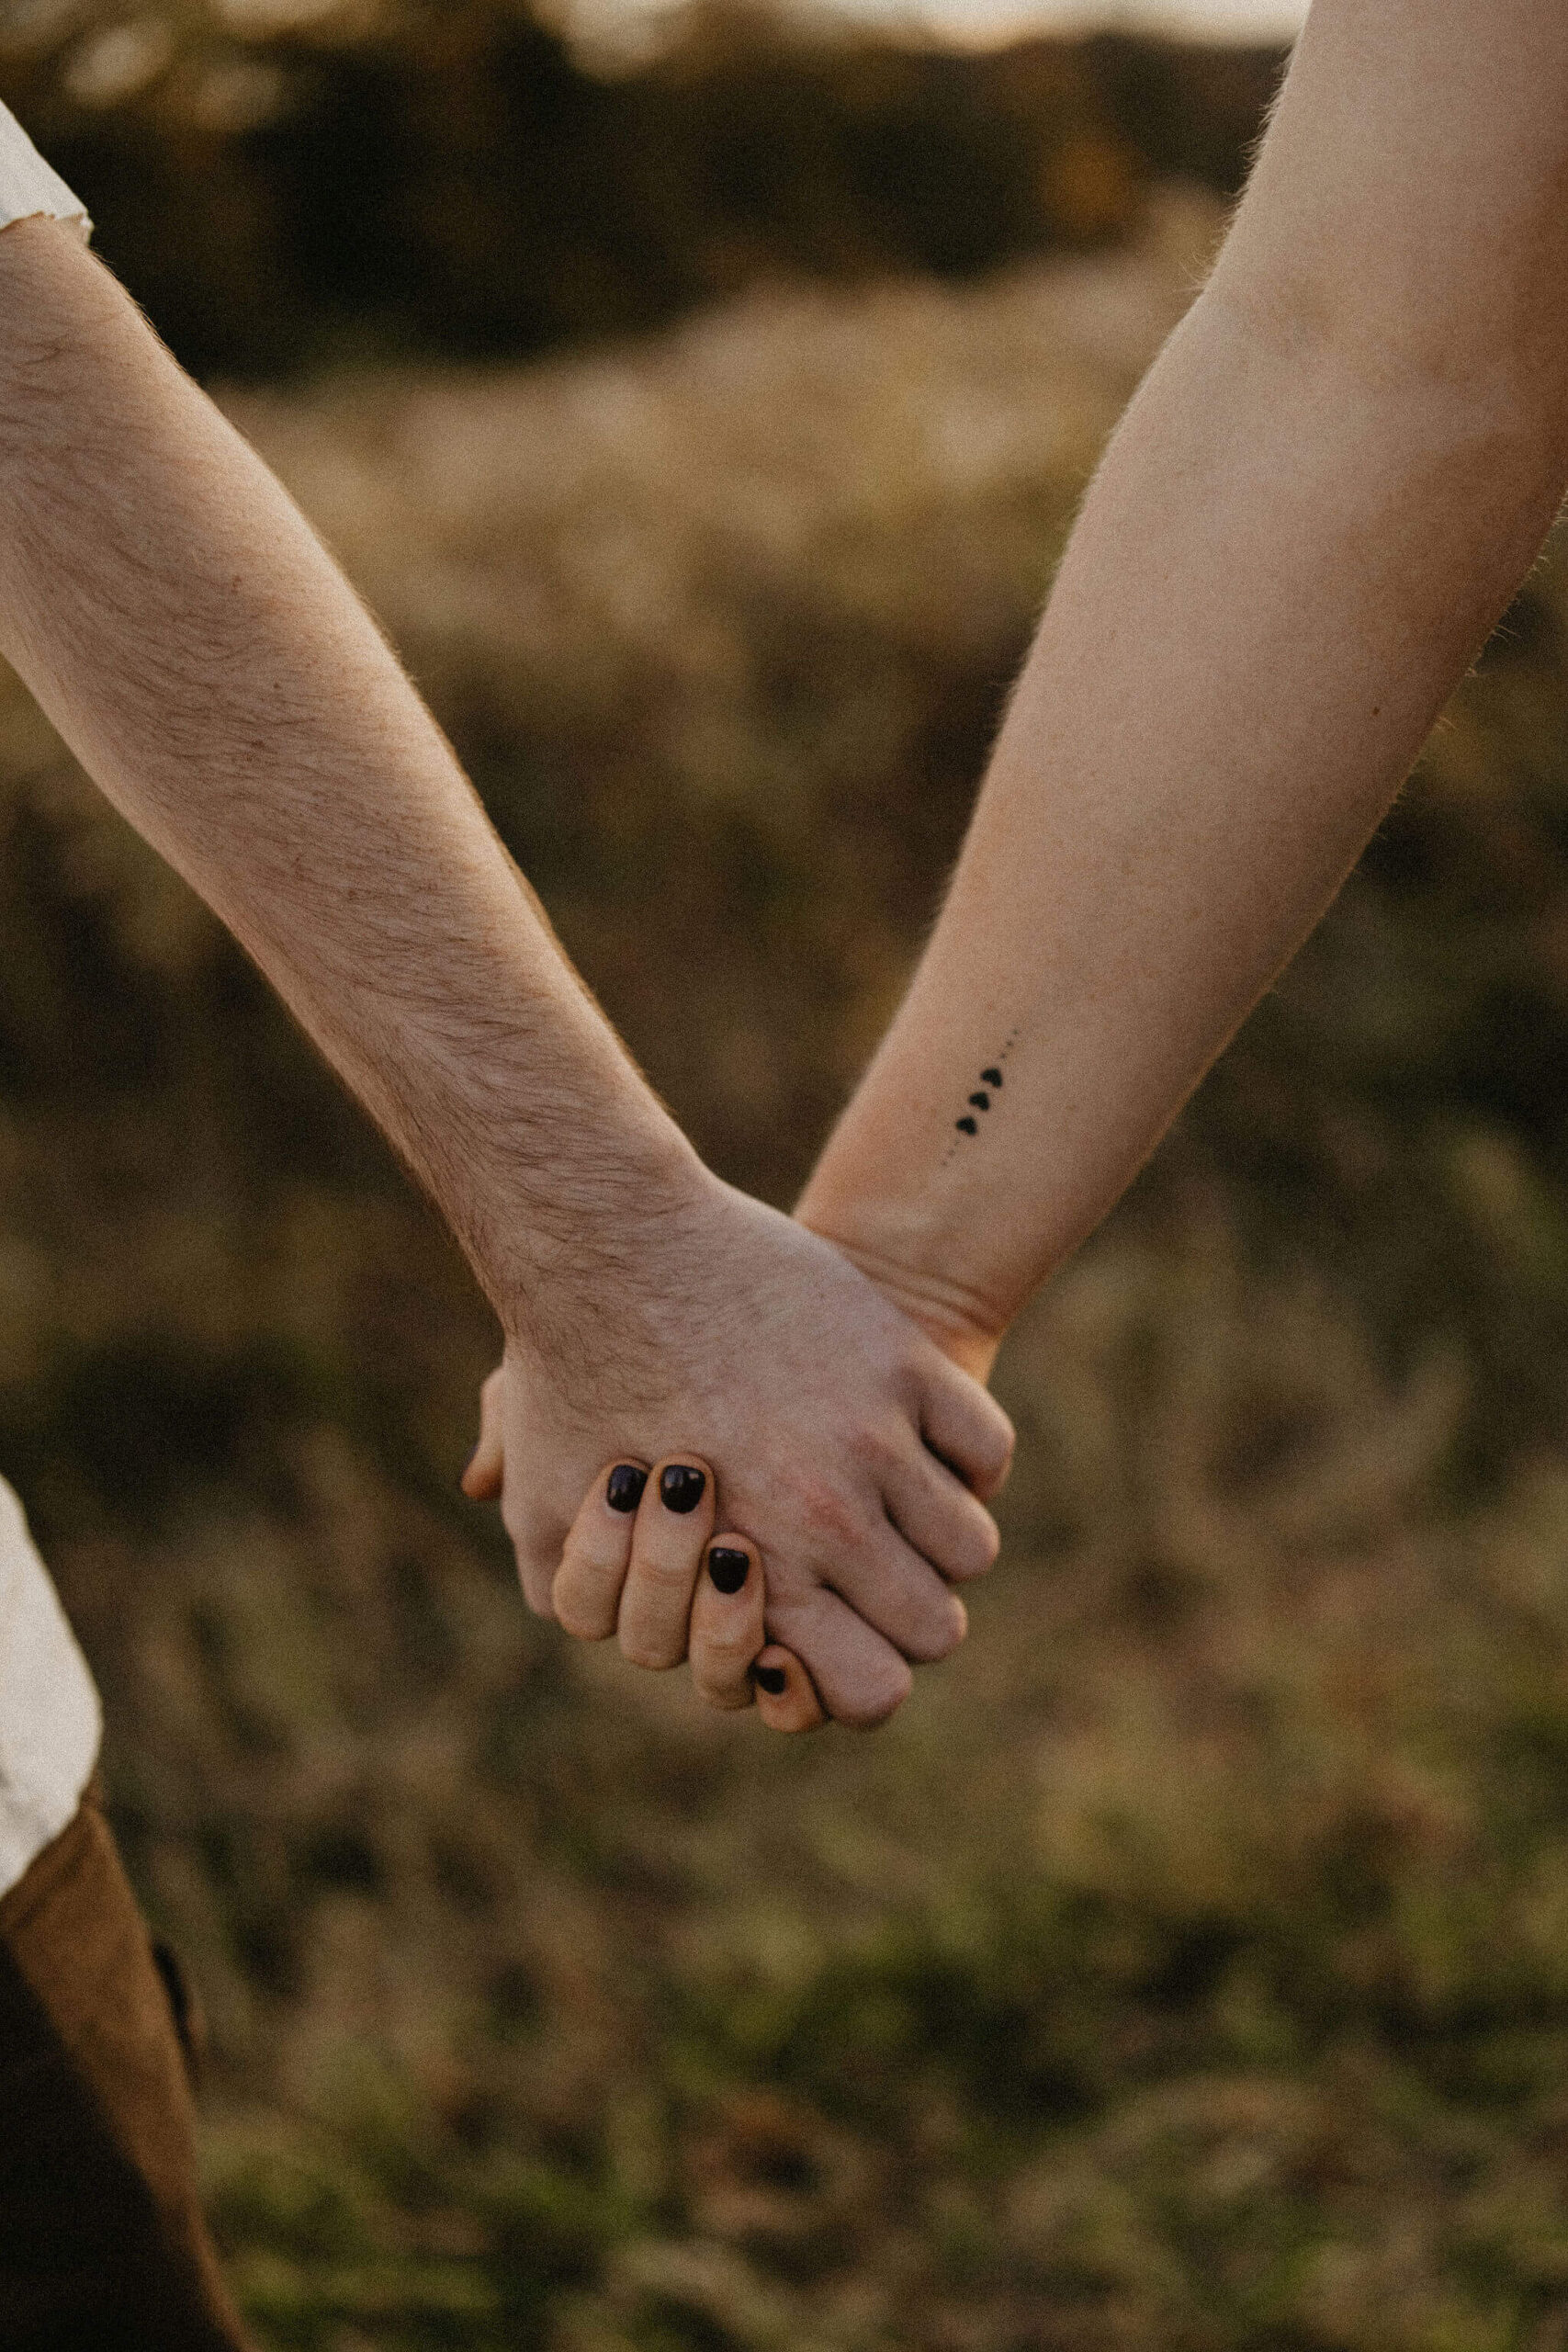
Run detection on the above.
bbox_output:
[9,42,1568,2352]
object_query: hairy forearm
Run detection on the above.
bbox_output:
[0,220,699,1356]
[798,0,1568,1374]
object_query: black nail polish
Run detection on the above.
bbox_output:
[660,1464,706,1514]
[606,1464,648,1514]
[707,1546,750,1595]
[754,1664,787,1697]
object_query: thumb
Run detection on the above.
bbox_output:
[460,1363,507,1499]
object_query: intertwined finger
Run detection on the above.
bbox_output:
[883,1451,1001,1584]
[765,1587,912,1728]
[688,1533,764,1708]
[555,1459,649,1640]
[751,1644,827,1734]
[617,1454,716,1669]
[826,1518,968,1663]
[920,1361,1016,1501]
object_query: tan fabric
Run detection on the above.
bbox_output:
[0,1789,253,2350]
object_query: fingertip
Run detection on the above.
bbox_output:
[648,1454,716,1521]
[922,1372,1016,1503]
[705,1536,757,1597]
[751,1645,827,1735]
[461,1449,502,1502]
[604,1459,649,1515]
[461,1363,507,1498]
[834,1650,913,1730]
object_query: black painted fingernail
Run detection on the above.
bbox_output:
[707,1546,750,1595]
[605,1464,648,1514]
[753,1664,787,1697]
[660,1464,706,1514]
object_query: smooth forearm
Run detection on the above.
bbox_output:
[0,220,701,1351]
[799,1,1568,1367]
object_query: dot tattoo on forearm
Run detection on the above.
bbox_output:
[946,1033,1018,1160]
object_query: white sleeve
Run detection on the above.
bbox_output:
[0,99,90,243]
[0,1476,101,1900]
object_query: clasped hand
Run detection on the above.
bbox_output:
[462,1169,1013,1732]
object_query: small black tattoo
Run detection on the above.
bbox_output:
[948,1032,1021,1153]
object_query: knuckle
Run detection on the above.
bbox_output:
[635,1552,702,1593]
[847,1419,897,1477]
[798,1480,868,1553]
[901,1606,966,1666]
[701,1626,759,1664]
[694,1669,750,1710]
[555,1587,615,1642]
[620,1640,680,1672]
[980,1412,1017,1492]
[837,1666,913,1732]
[945,1509,1001,1580]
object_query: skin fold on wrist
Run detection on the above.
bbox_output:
[790,1207,1011,1383]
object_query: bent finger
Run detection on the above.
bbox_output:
[826,1520,968,1664]
[919,1358,1015,1502]
[752,1645,827,1734]
[460,1364,507,1500]
[554,1460,649,1641]
[766,1589,913,1729]
[883,1450,1001,1585]
[618,1455,716,1670]
[689,1534,765,1709]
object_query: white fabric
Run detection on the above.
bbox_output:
[0,1476,101,1901]
[0,101,91,245]
[0,106,99,1904]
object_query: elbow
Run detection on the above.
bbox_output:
[1206,257,1568,547]
[1213,247,1568,492]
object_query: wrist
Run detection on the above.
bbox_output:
[793,1201,1010,1383]
[485,1112,713,1351]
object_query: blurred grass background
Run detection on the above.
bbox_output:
[8,4,1568,2346]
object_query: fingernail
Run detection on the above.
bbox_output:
[605,1464,648,1514]
[660,1464,706,1514]
[753,1664,787,1696]
[706,1546,750,1595]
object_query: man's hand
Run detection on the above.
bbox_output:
[462,1170,1013,1728]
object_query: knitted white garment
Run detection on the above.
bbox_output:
[0,105,101,1901]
